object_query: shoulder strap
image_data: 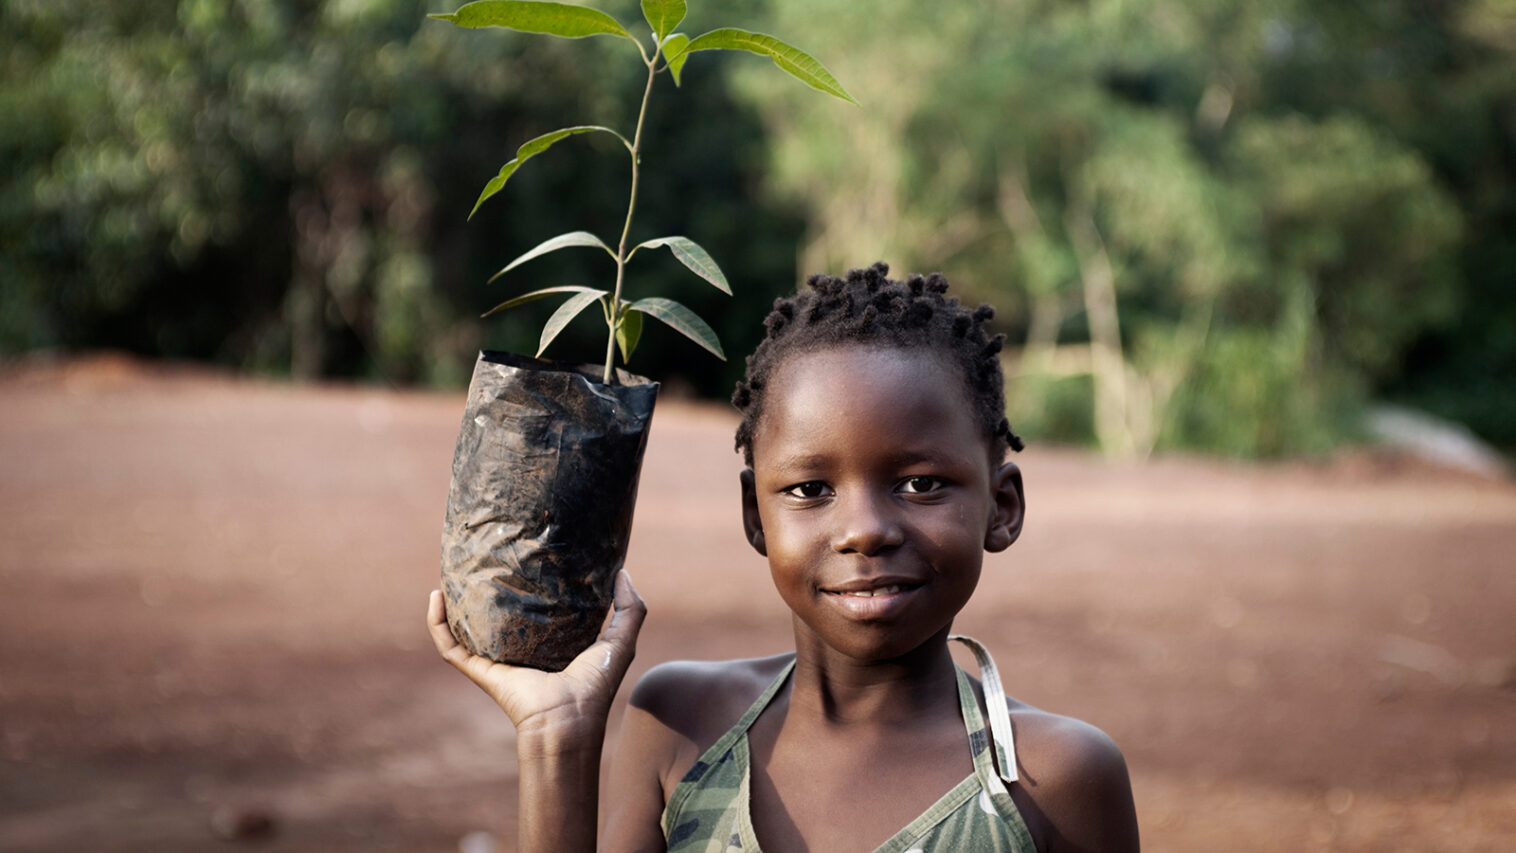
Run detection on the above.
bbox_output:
[697,657,795,766]
[661,657,797,839]
[950,634,1018,787]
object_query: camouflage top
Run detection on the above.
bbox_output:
[660,636,1037,852]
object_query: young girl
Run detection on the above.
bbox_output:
[427,263,1140,852]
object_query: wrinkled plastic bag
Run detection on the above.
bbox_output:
[441,351,657,671]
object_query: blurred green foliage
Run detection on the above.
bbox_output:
[2,0,1513,455]
[0,0,802,392]
[736,0,1516,455]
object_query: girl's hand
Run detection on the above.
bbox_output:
[426,570,647,737]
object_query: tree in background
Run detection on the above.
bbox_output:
[3,0,450,381]
[738,0,1508,456]
[0,0,803,392]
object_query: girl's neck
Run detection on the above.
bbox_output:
[785,627,962,727]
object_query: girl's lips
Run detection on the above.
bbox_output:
[821,582,923,620]
[831,584,910,598]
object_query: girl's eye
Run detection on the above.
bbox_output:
[783,481,830,499]
[899,476,942,495]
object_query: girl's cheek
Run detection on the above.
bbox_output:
[765,520,819,556]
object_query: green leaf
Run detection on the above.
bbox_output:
[430,1,634,41]
[481,285,607,318]
[470,125,630,218]
[680,28,857,105]
[616,306,644,362]
[487,231,613,283]
[661,33,690,85]
[640,0,685,41]
[625,297,725,359]
[632,235,730,293]
[537,290,608,356]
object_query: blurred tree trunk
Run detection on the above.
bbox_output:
[288,192,326,380]
[287,166,371,380]
[997,167,1061,356]
[1066,196,1137,458]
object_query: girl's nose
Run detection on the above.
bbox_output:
[830,491,905,555]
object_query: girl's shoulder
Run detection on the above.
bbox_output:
[1004,698,1140,852]
[618,654,793,800]
[605,655,794,846]
[629,653,793,746]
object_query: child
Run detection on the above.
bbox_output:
[428,263,1140,852]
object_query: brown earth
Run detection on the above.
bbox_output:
[1,354,1514,852]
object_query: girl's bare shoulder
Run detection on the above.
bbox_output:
[606,656,792,847]
[1007,699,1140,852]
[629,654,792,745]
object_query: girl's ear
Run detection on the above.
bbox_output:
[984,461,1025,553]
[739,468,767,556]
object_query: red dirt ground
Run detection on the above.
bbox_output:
[2,355,1514,852]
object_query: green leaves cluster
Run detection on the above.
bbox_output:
[431,0,855,382]
[479,230,729,361]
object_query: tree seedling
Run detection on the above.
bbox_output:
[430,0,856,384]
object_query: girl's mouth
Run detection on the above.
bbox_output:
[833,584,909,598]
[820,581,924,620]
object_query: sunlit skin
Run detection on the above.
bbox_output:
[726,345,1028,851]
[743,345,1020,670]
[428,343,1140,852]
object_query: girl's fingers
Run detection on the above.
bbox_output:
[603,570,647,647]
[427,590,452,648]
[429,590,521,703]
[427,589,476,672]
[432,574,644,699]
[568,570,646,681]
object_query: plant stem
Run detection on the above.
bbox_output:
[605,48,660,385]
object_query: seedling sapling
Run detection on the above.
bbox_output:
[430,0,857,384]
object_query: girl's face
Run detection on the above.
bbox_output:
[741,346,1023,664]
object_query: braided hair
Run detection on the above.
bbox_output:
[732,262,1024,466]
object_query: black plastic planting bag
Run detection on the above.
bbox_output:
[441,350,658,671]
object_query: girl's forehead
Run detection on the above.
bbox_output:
[784,343,962,384]
[770,344,958,399]
[751,346,985,464]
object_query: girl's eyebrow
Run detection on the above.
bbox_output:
[762,452,832,473]
[884,448,957,467]
[763,447,959,473]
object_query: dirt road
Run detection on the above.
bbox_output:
[2,356,1513,851]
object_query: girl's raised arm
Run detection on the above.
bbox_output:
[427,570,647,853]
